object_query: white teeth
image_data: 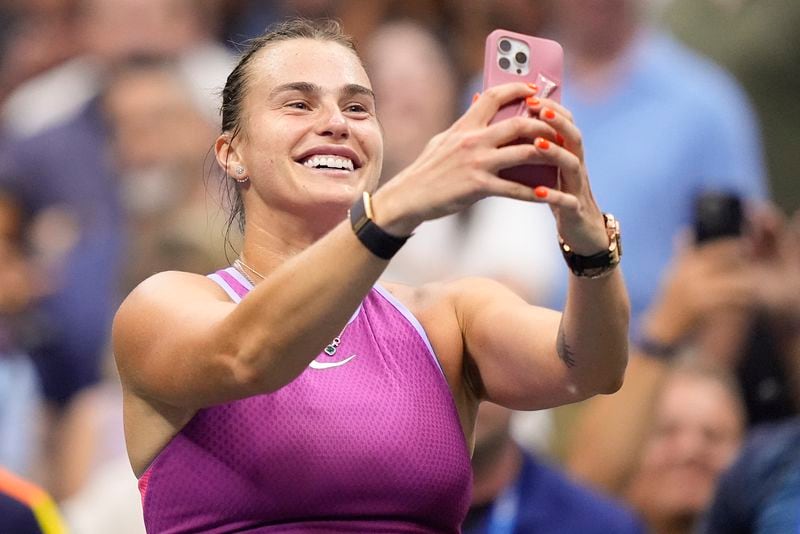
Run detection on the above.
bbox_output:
[302,155,355,171]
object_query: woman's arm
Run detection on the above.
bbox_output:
[453,96,630,408]
[448,268,628,411]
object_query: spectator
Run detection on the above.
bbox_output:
[703,416,800,533]
[663,0,800,213]
[464,401,645,533]
[2,0,232,138]
[567,204,800,523]
[623,359,746,534]
[545,0,768,335]
[0,0,232,498]
[0,465,67,534]
[0,192,44,479]
[102,56,230,279]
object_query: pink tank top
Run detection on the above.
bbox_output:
[138,268,472,532]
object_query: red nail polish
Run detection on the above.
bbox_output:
[526,96,540,107]
[527,82,539,92]
[534,186,548,198]
[536,138,550,150]
[544,109,556,120]
[472,92,480,104]
[556,133,565,145]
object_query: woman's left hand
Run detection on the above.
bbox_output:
[526,97,609,256]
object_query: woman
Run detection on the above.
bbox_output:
[113,19,629,533]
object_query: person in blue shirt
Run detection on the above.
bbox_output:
[703,417,800,534]
[464,402,645,534]
[546,0,768,337]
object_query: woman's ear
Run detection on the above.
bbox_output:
[215,133,244,178]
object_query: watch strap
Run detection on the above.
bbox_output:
[349,192,409,260]
[559,213,622,278]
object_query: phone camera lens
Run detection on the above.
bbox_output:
[515,51,527,64]
[499,39,511,52]
[498,57,511,70]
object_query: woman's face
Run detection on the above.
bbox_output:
[230,38,383,218]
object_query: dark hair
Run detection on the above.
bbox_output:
[219,18,359,245]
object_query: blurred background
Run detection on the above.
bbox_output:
[1,1,798,533]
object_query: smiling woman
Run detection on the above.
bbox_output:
[112,18,631,533]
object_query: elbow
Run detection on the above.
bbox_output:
[230,357,267,391]
[599,369,625,395]
[228,343,304,395]
[596,348,629,395]
[217,338,275,395]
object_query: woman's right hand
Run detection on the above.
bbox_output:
[371,82,557,236]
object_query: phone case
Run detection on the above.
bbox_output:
[482,29,564,188]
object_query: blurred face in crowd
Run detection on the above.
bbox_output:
[78,0,202,62]
[105,66,213,170]
[224,38,383,221]
[104,64,215,213]
[627,371,744,525]
[554,0,642,55]
[365,22,456,182]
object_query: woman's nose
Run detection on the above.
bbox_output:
[316,105,350,139]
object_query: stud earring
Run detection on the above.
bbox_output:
[233,165,249,183]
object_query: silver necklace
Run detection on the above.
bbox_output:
[232,256,345,356]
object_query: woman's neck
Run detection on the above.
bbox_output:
[238,206,347,277]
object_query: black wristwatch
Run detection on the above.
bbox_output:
[348,192,410,260]
[559,213,622,278]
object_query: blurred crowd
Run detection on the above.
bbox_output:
[0,0,798,533]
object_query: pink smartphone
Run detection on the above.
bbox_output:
[482,29,564,188]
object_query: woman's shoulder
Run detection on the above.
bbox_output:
[125,270,230,305]
[113,270,233,347]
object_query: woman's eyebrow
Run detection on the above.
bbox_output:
[269,82,375,102]
[340,84,375,101]
[270,81,319,98]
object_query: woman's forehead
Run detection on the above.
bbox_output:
[248,38,371,95]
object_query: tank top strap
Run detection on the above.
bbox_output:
[207,267,253,303]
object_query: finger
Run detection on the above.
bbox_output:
[532,137,583,191]
[475,171,544,204]
[482,115,558,148]
[526,97,574,124]
[466,82,538,126]
[531,185,579,210]
[533,104,584,160]
[482,142,550,173]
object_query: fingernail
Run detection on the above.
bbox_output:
[526,96,540,107]
[543,108,556,120]
[536,137,550,150]
[527,82,538,92]
[472,92,480,104]
[556,133,565,145]
[534,186,549,198]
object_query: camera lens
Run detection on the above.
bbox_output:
[498,57,511,70]
[515,51,527,64]
[499,39,511,52]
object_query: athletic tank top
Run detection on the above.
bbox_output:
[138,267,472,533]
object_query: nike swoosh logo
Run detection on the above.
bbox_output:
[308,355,356,370]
